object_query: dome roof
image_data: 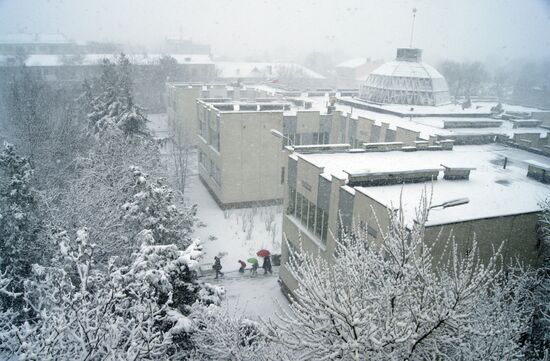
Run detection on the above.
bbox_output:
[359,48,451,106]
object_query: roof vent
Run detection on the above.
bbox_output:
[526,161,550,184]
[346,168,440,187]
[440,164,475,180]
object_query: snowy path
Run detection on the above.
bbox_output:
[148,113,289,320]
[200,266,289,320]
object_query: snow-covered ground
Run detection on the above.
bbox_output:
[185,172,288,320]
[148,113,289,320]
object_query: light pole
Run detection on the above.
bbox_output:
[270,129,294,148]
[429,197,469,210]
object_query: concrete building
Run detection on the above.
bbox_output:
[167,78,549,209]
[195,98,348,208]
[279,143,550,293]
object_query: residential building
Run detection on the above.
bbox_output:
[279,143,550,293]
[195,98,348,208]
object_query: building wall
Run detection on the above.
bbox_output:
[166,84,202,145]
[218,111,285,205]
[425,212,542,267]
[279,152,544,294]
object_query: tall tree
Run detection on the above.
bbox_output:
[264,197,533,360]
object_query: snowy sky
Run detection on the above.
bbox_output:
[0,0,549,63]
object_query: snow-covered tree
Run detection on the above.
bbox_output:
[87,54,150,137]
[265,196,533,360]
[523,198,550,359]
[0,144,41,290]
[122,166,196,248]
[4,227,221,360]
[188,304,284,361]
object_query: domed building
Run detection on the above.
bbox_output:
[359,48,450,106]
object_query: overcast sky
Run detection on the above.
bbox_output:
[1,0,549,64]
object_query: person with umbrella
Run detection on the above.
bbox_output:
[247,257,259,276]
[213,256,224,279]
[257,249,272,275]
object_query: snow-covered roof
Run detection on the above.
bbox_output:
[359,48,451,106]
[297,144,550,226]
[0,33,71,44]
[369,61,445,79]
[1,53,214,67]
[215,62,325,79]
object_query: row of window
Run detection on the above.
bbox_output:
[199,150,221,186]
[287,186,329,244]
[283,132,330,147]
[197,107,220,152]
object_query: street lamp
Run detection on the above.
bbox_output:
[429,197,469,210]
[270,129,294,147]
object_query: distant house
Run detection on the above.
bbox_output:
[0,33,77,55]
[214,62,325,88]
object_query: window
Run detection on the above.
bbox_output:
[300,195,308,225]
[210,160,221,186]
[209,114,220,151]
[307,200,316,232]
[199,150,208,170]
[288,187,329,246]
[287,186,296,215]
[295,192,303,220]
[281,167,285,184]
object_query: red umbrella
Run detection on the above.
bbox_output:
[256,249,270,258]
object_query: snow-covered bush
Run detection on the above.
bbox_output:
[4,228,219,360]
[264,196,534,360]
[188,304,283,361]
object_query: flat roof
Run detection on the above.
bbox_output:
[297,144,550,226]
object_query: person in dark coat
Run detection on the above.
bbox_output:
[262,256,272,275]
[213,256,224,279]
[250,262,258,276]
[238,260,246,273]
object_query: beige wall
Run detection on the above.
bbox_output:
[396,126,420,146]
[166,84,202,145]
[296,110,321,133]
[198,111,285,205]
[356,116,375,143]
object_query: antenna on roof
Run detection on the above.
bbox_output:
[409,8,417,48]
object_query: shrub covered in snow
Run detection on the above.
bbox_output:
[262,196,536,360]
[0,229,223,360]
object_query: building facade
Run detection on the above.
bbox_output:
[279,143,550,294]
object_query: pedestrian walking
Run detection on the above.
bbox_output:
[213,256,224,279]
[238,260,246,273]
[262,255,272,275]
[250,262,258,276]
